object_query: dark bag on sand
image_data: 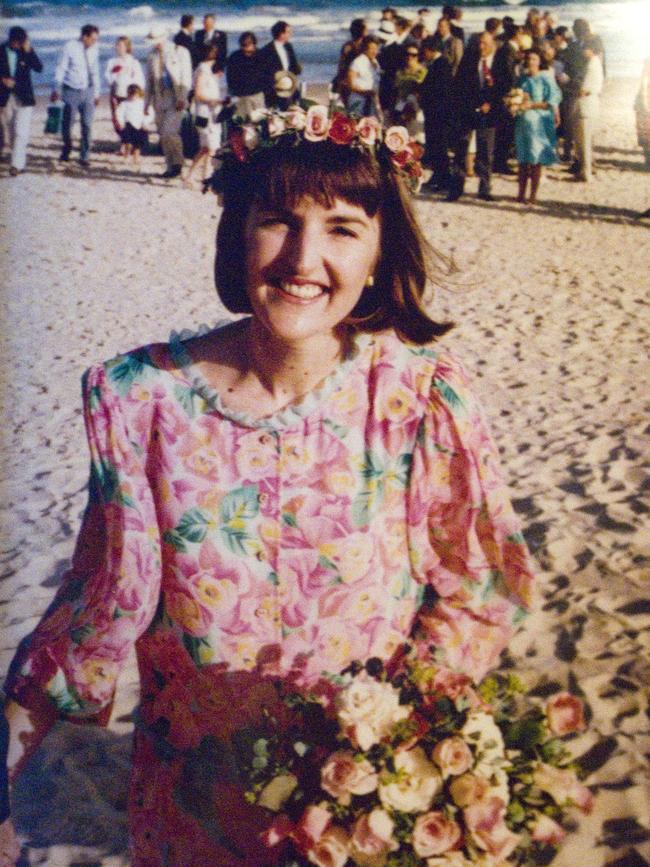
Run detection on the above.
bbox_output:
[45,104,62,135]
[181,111,200,158]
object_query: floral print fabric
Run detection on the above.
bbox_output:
[5,325,534,864]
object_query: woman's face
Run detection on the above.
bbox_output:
[244,196,381,347]
[406,48,420,67]
[526,51,541,74]
[116,39,128,56]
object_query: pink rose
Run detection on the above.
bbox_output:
[320,751,378,805]
[291,805,332,854]
[267,114,287,137]
[463,797,521,861]
[241,123,260,150]
[356,116,380,146]
[383,125,410,153]
[432,737,473,778]
[349,809,398,866]
[304,105,330,141]
[533,763,594,814]
[260,813,294,848]
[286,105,307,130]
[412,811,462,858]
[531,814,566,845]
[449,772,491,808]
[546,693,586,736]
[307,826,350,867]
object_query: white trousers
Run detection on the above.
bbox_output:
[1,95,33,171]
[576,115,596,181]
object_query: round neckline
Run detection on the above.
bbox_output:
[168,319,373,432]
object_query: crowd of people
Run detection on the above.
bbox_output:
[0,7,642,202]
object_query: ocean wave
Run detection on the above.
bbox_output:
[127,4,155,18]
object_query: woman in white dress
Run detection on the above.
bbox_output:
[105,36,145,145]
[185,43,229,187]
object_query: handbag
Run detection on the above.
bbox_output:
[44,104,62,135]
[180,110,200,158]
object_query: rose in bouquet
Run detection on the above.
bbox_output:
[503,88,527,116]
[242,655,593,866]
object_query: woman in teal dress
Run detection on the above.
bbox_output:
[514,48,561,204]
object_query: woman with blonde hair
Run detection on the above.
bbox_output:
[105,35,144,143]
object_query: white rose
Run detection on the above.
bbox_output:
[461,712,509,804]
[383,125,410,153]
[241,123,260,150]
[307,826,350,867]
[336,674,409,751]
[258,773,298,811]
[426,854,473,867]
[378,747,441,813]
[267,114,287,137]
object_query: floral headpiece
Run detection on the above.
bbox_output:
[205,103,424,194]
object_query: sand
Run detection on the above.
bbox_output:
[1,78,649,866]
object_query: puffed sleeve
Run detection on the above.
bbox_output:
[4,364,162,722]
[406,353,534,682]
[544,72,562,108]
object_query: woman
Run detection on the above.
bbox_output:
[105,36,145,144]
[514,48,561,204]
[1,110,533,865]
[185,44,229,187]
[346,35,381,117]
[393,45,427,133]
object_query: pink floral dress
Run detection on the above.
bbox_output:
[5,324,534,865]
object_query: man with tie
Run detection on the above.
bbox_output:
[194,13,228,71]
[258,21,302,108]
[448,31,508,201]
[0,26,43,176]
[51,24,100,167]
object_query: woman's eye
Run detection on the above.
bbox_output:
[331,226,358,238]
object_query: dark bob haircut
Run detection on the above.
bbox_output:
[215,140,453,345]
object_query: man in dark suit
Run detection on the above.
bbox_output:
[447,31,508,201]
[493,22,521,173]
[0,26,43,175]
[258,21,302,108]
[174,14,200,69]
[194,13,228,71]
[419,36,453,192]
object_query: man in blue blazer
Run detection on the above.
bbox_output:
[0,26,43,175]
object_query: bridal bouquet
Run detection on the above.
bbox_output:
[503,88,527,116]
[243,656,592,866]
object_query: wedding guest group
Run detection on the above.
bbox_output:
[0,26,42,176]
[2,8,613,198]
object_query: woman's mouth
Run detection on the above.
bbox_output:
[277,281,326,301]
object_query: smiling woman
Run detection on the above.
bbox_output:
[2,108,534,865]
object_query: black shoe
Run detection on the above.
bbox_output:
[59,150,70,162]
[161,165,182,179]
[495,165,516,175]
[446,191,463,202]
[478,191,494,201]
[421,179,443,193]
[79,159,90,168]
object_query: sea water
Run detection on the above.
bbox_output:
[1,0,648,91]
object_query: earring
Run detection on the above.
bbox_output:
[365,275,375,289]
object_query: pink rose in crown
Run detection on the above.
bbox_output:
[267,114,287,137]
[307,826,350,867]
[242,123,260,150]
[356,116,380,146]
[320,751,378,804]
[260,813,295,848]
[533,763,594,813]
[328,112,357,145]
[349,808,398,865]
[290,805,332,854]
[546,692,586,736]
[463,797,521,861]
[531,814,567,845]
[304,105,330,141]
[432,736,473,778]
[412,811,462,858]
[286,105,307,130]
[383,125,410,153]
[390,148,412,168]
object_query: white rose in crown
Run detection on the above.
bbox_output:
[286,105,307,130]
[378,746,441,813]
[335,674,409,751]
[304,104,330,142]
[242,123,260,150]
[383,125,410,153]
[267,114,287,137]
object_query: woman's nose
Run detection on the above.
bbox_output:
[283,224,322,276]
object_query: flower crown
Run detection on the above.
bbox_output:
[206,102,425,194]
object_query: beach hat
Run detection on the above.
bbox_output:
[273,70,298,99]
[145,24,168,44]
[377,19,397,43]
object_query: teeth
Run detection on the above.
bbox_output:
[279,282,324,300]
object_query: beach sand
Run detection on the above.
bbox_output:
[1,79,649,866]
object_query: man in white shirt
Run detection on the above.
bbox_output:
[144,25,192,179]
[259,21,302,108]
[51,23,100,167]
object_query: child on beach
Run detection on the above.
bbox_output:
[115,84,148,163]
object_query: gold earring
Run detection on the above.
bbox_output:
[365,275,375,288]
